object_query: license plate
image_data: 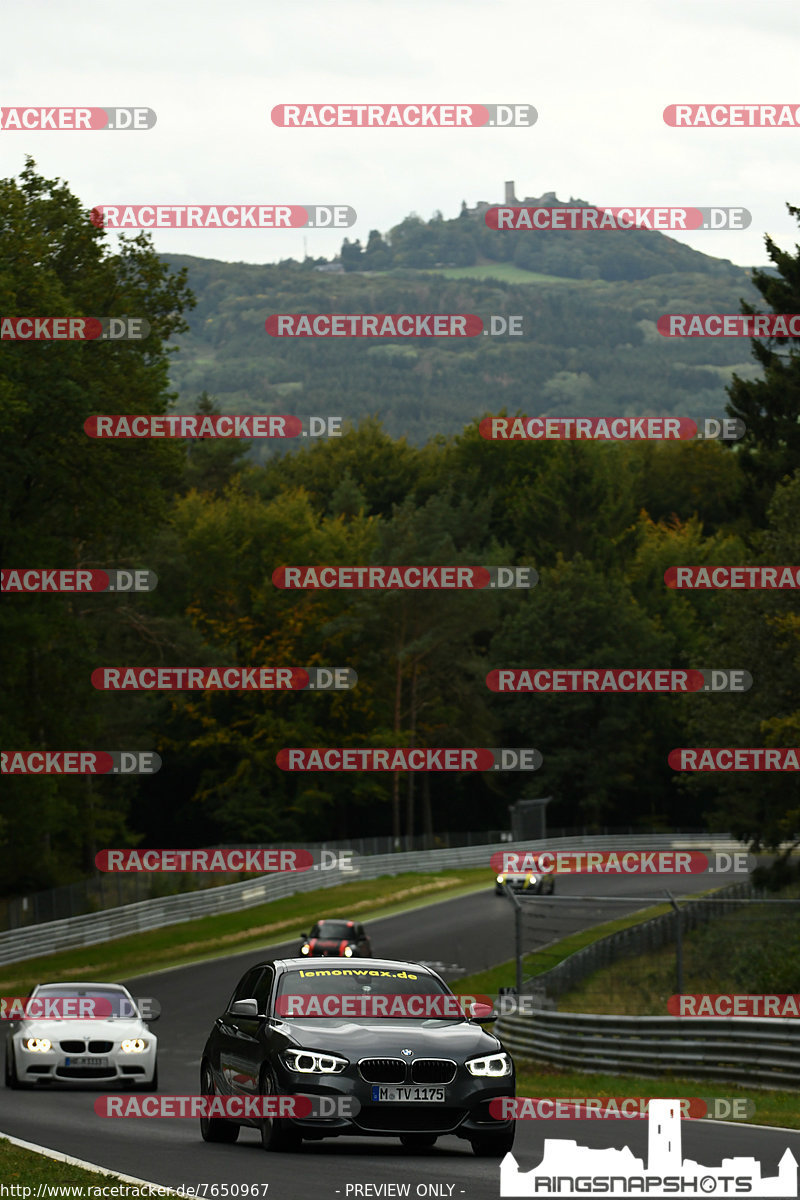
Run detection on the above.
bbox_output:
[64,1057,108,1067]
[372,1086,445,1102]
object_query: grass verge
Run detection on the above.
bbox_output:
[0,870,487,995]
[0,1137,154,1191]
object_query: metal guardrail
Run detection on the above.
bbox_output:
[522,881,755,997]
[496,1009,800,1089]
[0,833,743,968]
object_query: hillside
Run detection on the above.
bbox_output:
[162,193,764,446]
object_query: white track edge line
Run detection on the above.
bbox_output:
[0,1130,187,1194]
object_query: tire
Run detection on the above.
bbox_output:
[137,1061,158,1092]
[4,1045,27,1090]
[199,1061,240,1143]
[259,1067,301,1152]
[470,1126,516,1157]
[399,1133,438,1151]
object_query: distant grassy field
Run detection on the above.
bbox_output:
[419,263,584,285]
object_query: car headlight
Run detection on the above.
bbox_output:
[24,1038,51,1052]
[496,874,504,884]
[466,1051,512,1077]
[282,1048,348,1074]
[120,1038,149,1053]
[343,946,353,957]
[301,943,310,955]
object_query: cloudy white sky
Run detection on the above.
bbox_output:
[3,0,798,267]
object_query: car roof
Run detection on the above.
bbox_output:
[311,917,359,924]
[33,981,129,990]
[268,957,434,975]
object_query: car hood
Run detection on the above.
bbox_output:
[276,1017,503,1058]
[14,1018,150,1038]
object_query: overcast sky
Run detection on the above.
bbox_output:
[3,0,799,268]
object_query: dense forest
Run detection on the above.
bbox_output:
[1,162,798,893]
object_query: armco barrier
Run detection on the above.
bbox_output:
[496,1009,800,1089]
[0,834,743,968]
[522,880,754,997]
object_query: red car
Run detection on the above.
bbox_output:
[299,919,372,958]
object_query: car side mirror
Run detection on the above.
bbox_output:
[230,998,259,1017]
[469,1002,497,1022]
[299,933,308,940]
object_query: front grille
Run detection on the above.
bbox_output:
[410,1058,457,1084]
[356,1106,467,1133]
[358,1057,407,1084]
[60,1040,85,1053]
[55,1066,116,1078]
[88,1040,113,1053]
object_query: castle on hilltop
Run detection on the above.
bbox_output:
[463,182,584,217]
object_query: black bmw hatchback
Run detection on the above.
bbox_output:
[199,956,515,1156]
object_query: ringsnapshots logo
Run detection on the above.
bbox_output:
[664,103,800,127]
[265,313,524,337]
[2,751,160,775]
[0,107,156,130]
[2,569,157,593]
[485,206,750,231]
[658,313,800,337]
[90,205,355,229]
[271,103,536,127]
[90,667,356,690]
[665,566,800,589]
[487,669,751,693]
[272,565,536,589]
[277,747,542,772]
[0,317,149,340]
[669,748,800,771]
[480,416,745,441]
[499,1098,797,1197]
[84,414,342,439]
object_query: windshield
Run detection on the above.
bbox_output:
[275,966,459,1020]
[32,986,138,1018]
[310,921,355,939]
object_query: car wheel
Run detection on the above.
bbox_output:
[470,1126,516,1157]
[137,1061,158,1091]
[259,1068,301,1152]
[199,1061,239,1143]
[399,1133,437,1151]
[4,1045,27,1090]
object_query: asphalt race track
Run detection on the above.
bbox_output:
[1,869,798,1199]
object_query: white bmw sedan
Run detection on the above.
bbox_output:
[4,982,158,1089]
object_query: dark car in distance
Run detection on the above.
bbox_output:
[299,919,372,958]
[199,956,516,1156]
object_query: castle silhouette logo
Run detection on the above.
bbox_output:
[500,1099,798,1196]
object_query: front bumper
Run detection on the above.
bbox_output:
[11,1039,157,1085]
[274,1062,515,1140]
